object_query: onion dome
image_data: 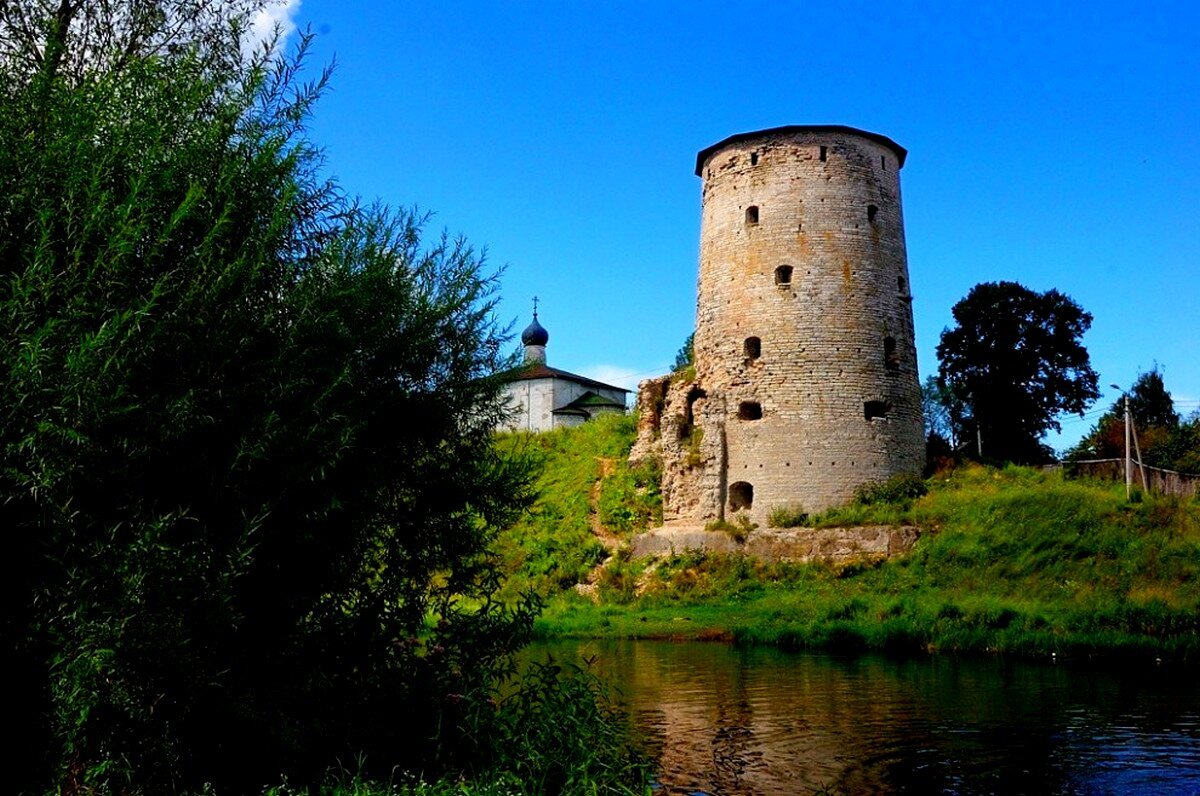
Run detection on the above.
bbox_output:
[521,314,549,346]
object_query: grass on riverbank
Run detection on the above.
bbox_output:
[522,454,1200,662]
[493,415,661,598]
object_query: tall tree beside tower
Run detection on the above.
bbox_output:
[936,281,1099,463]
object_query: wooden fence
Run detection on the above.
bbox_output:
[1062,458,1200,499]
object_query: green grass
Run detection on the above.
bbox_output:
[526,463,1200,662]
[493,414,660,597]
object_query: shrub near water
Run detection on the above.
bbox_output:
[266,662,653,796]
[0,8,650,793]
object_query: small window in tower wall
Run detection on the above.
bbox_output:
[744,337,761,359]
[881,155,887,170]
[751,152,759,166]
[898,275,906,293]
[868,204,879,223]
[774,265,793,286]
[738,401,763,421]
[729,481,754,511]
[864,400,889,420]
[885,336,899,371]
[745,205,759,226]
[820,146,827,162]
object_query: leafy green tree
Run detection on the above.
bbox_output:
[921,375,964,466]
[1124,367,1180,430]
[1069,368,1181,467]
[921,374,960,448]
[1171,412,1200,474]
[0,0,264,84]
[1,9,536,794]
[936,281,1099,464]
[672,331,694,372]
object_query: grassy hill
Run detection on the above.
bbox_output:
[493,414,661,599]
[496,416,1200,662]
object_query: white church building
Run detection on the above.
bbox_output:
[500,309,628,432]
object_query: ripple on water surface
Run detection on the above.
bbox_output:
[526,640,1200,795]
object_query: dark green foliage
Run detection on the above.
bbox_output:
[766,504,809,528]
[937,281,1100,464]
[263,661,654,795]
[596,551,648,605]
[599,456,663,535]
[1124,367,1181,429]
[921,374,961,449]
[786,473,928,528]
[0,0,266,85]
[630,551,767,603]
[672,331,694,372]
[1,20,539,795]
[1171,413,1200,474]
[853,472,928,506]
[705,514,756,542]
[1068,368,1200,472]
[465,659,653,794]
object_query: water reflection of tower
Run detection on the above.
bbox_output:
[710,655,759,792]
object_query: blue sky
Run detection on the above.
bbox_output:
[268,1,1198,452]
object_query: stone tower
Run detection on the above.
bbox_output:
[632,125,924,526]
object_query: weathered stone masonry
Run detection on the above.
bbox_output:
[632,125,925,526]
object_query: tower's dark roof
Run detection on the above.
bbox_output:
[695,125,907,176]
[521,315,549,346]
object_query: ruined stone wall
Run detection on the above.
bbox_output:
[634,127,925,526]
[631,373,727,522]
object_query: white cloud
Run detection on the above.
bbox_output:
[246,0,301,53]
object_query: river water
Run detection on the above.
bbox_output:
[526,640,1200,795]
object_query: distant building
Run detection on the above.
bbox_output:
[500,308,628,432]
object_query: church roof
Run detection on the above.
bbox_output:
[550,406,589,417]
[553,391,627,413]
[509,364,628,395]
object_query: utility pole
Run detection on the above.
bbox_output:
[969,392,982,459]
[1124,394,1133,499]
[1112,384,1131,500]
[1131,406,1149,493]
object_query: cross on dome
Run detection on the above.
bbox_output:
[521,298,549,347]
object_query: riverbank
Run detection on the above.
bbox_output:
[499,422,1200,663]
